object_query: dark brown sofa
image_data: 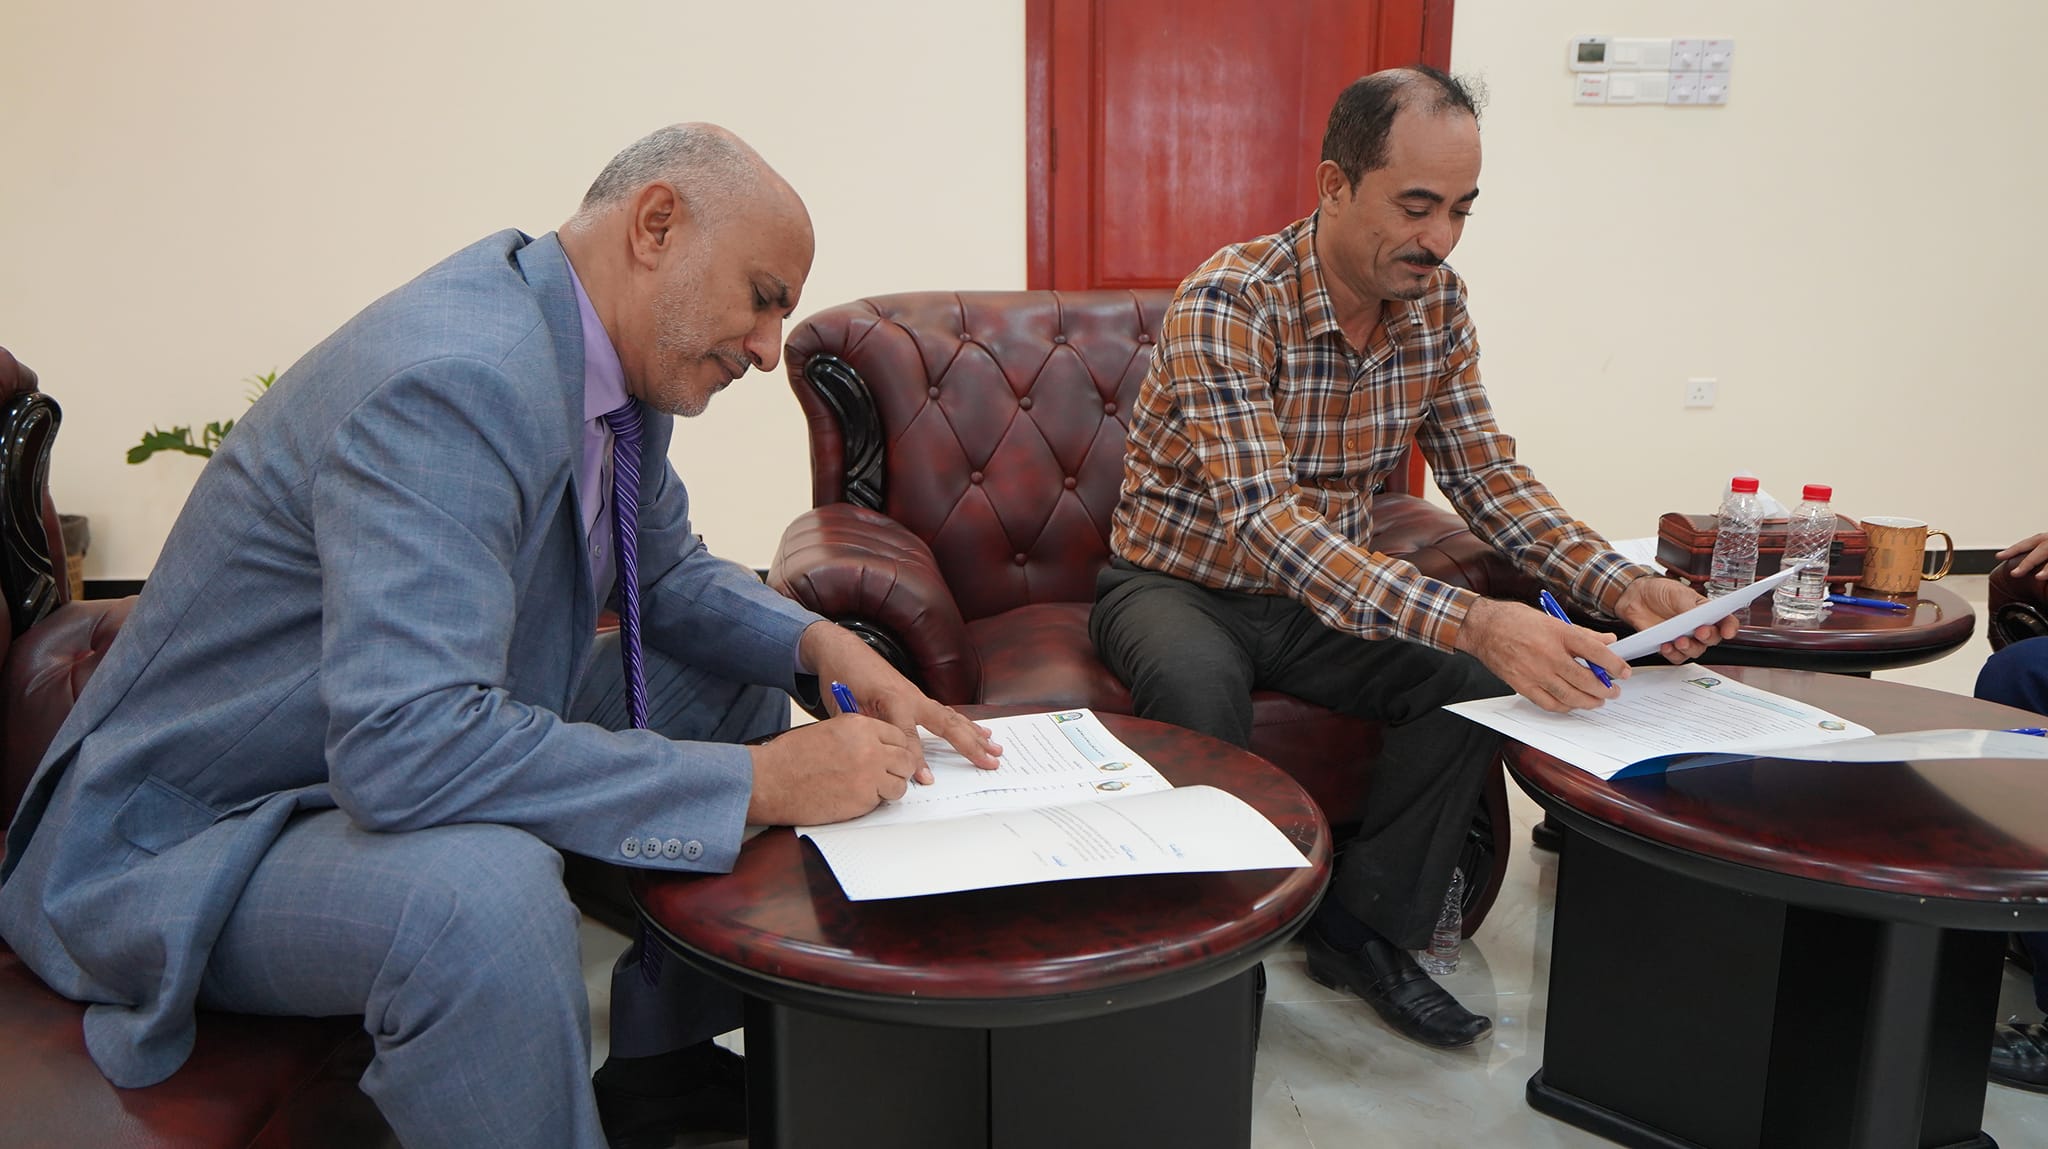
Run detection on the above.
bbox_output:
[0,348,396,1147]
[765,291,1542,933]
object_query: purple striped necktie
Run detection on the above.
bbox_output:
[607,400,667,988]
[603,400,648,731]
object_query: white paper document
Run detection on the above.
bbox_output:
[797,710,1310,900]
[1606,565,1801,662]
[1448,666,1875,780]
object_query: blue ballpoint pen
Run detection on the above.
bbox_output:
[829,681,861,715]
[2007,727,2048,737]
[1826,593,1910,612]
[1536,589,1615,688]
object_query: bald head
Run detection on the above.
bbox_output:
[571,122,802,232]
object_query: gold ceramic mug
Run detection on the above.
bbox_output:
[1858,516,1955,595]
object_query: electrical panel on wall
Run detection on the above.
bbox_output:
[1567,35,1732,106]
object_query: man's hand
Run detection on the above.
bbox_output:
[1455,597,1624,714]
[1613,575,1739,663]
[745,716,923,826]
[797,620,1003,782]
[1999,533,2048,579]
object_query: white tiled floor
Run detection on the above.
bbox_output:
[586,574,2048,1147]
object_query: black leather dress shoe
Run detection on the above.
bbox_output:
[1304,929,1492,1048]
[593,1040,747,1149]
[1991,1022,2048,1093]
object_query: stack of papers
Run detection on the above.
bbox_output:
[796,710,1311,900]
[1449,666,2048,780]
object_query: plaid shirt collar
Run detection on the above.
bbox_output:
[1293,212,1426,357]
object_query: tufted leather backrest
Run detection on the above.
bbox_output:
[787,291,1166,622]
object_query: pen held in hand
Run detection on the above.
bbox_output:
[829,681,861,715]
[1536,588,1615,689]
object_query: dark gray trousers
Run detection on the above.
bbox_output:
[1091,563,1509,948]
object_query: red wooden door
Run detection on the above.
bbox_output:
[1028,0,1455,291]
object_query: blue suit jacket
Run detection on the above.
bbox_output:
[0,231,818,1086]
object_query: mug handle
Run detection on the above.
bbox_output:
[1923,529,1956,580]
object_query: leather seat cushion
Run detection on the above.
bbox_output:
[0,949,391,1148]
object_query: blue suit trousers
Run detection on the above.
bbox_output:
[194,634,787,1149]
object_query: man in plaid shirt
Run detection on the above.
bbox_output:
[1091,67,1735,1049]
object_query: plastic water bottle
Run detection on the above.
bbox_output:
[1705,476,1763,596]
[1417,868,1464,975]
[1773,484,1836,620]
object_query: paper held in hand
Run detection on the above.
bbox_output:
[1447,665,2048,781]
[795,709,1311,901]
[1605,564,1800,662]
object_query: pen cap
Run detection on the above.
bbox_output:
[1729,476,1759,493]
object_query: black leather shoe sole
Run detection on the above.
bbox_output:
[1303,931,1491,1049]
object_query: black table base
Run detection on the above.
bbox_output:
[744,965,1262,1148]
[1534,832,2004,1149]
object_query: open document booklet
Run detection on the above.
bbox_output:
[796,710,1310,901]
[1448,665,2048,781]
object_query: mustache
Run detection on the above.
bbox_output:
[1397,250,1444,267]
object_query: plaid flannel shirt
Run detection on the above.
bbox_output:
[1110,214,1651,653]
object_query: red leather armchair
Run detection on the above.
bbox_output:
[0,348,396,1147]
[766,291,1538,933]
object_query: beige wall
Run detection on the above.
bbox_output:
[1,0,1025,579]
[1447,0,2040,550]
[3,0,2035,581]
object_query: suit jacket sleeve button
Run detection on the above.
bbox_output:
[683,840,704,861]
[662,838,683,859]
[643,836,664,858]
[620,837,641,858]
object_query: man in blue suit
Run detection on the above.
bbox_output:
[0,123,998,1149]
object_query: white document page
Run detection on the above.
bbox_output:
[1447,666,1873,780]
[797,709,1171,834]
[1606,565,1802,662]
[800,784,1312,901]
[1608,536,1667,573]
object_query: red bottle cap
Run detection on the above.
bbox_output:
[1729,477,1760,493]
[1801,484,1832,501]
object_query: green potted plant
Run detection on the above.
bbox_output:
[128,371,276,463]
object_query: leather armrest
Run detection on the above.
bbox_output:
[1989,559,2048,651]
[1370,494,1538,604]
[767,504,982,704]
[3,597,135,824]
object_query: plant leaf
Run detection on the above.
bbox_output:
[128,426,213,464]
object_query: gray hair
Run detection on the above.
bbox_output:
[572,123,764,228]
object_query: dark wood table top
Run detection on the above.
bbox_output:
[633,709,1332,1026]
[1508,667,2048,930]
[1703,582,1975,672]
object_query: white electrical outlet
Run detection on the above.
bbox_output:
[1684,378,1717,408]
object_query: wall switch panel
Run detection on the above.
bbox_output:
[1610,38,1672,71]
[1574,73,1608,104]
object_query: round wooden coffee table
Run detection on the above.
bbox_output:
[1700,582,1976,674]
[1508,667,2048,1149]
[632,709,1331,1149]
